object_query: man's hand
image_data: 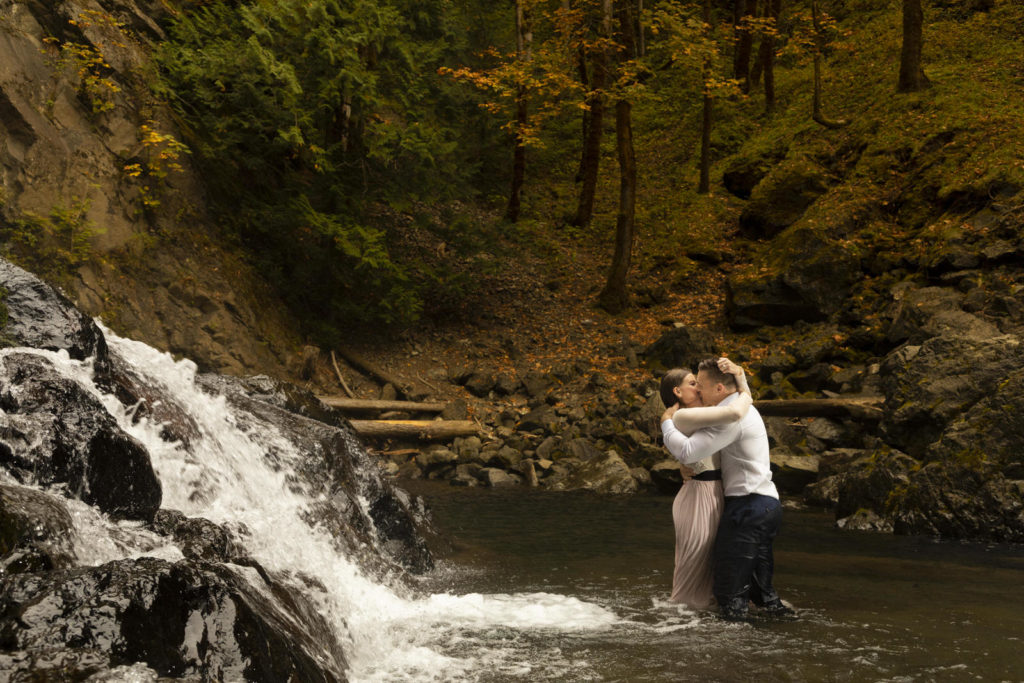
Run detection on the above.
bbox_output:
[661,402,678,423]
[679,464,696,480]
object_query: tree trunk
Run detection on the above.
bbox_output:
[898,0,930,92]
[573,0,613,229]
[598,99,636,313]
[597,0,637,314]
[733,0,756,93]
[348,420,479,441]
[698,0,712,194]
[317,398,447,414]
[506,1,532,222]
[760,0,781,112]
[811,0,848,129]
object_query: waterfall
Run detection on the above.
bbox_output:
[2,327,620,681]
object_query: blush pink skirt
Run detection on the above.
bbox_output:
[670,478,724,609]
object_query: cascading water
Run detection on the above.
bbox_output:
[2,327,622,682]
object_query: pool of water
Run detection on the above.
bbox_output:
[402,481,1024,682]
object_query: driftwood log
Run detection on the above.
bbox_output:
[348,419,478,441]
[318,397,446,414]
[754,397,884,420]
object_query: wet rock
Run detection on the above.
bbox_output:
[416,447,459,473]
[0,258,108,367]
[834,450,917,520]
[879,334,1022,457]
[198,374,434,574]
[0,484,76,574]
[0,353,162,521]
[454,436,484,464]
[649,460,684,495]
[641,326,717,373]
[150,510,232,563]
[889,463,1024,541]
[547,449,639,495]
[488,445,523,470]
[630,467,653,489]
[769,450,820,494]
[0,558,346,682]
[802,474,841,508]
[836,509,894,533]
[478,467,518,487]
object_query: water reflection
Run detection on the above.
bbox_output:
[407,480,1024,682]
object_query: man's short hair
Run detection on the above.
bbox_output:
[697,357,737,390]
[660,368,691,408]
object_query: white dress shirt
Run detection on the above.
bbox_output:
[661,392,778,499]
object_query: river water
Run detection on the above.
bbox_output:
[400,481,1024,683]
[28,330,1024,683]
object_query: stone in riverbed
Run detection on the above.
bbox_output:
[649,460,685,496]
[0,258,109,366]
[0,558,346,682]
[0,353,162,521]
[0,483,76,574]
[769,450,820,495]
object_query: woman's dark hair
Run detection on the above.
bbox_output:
[660,368,691,408]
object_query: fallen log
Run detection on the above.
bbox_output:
[754,397,885,420]
[348,419,478,441]
[318,397,446,413]
[334,347,411,399]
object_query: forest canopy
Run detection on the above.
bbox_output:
[152,0,1024,344]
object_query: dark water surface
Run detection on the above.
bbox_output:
[405,480,1024,682]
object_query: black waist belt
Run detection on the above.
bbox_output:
[693,469,722,481]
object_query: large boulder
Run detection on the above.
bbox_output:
[878,334,1022,457]
[0,483,76,574]
[738,156,830,239]
[641,326,717,373]
[0,353,161,521]
[0,558,346,682]
[0,258,108,366]
[889,463,1024,541]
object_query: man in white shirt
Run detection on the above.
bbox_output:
[661,357,794,620]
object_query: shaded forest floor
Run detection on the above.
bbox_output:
[332,222,733,406]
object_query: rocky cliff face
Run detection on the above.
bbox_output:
[0,0,301,378]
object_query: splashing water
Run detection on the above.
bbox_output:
[10,328,623,681]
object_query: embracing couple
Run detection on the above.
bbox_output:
[659,357,795,621]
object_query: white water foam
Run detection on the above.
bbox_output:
[15,328,623,681]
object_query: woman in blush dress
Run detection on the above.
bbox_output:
[658,358,752,609]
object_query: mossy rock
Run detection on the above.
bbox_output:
[738,156,831,239]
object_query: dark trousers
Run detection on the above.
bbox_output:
[713,493,782,617]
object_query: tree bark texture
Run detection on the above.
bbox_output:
[698,0,712,194]
[506,1,532,222]
[811,0,848,129]
[598,0,638,313]
[898,0,930,92]
[348,420,479,441]
[317,398,447,414]
[733,0,756,92]
[573,0,613,228]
